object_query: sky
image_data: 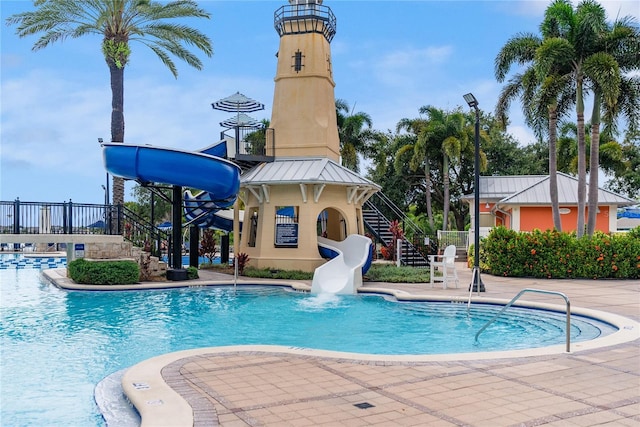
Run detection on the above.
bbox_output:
[1,0,639,206]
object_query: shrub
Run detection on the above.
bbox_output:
[68,258,139,285]
[199,230,217,264]
[242,267,313,280]
[236,252,250,275]
[483,226,640,279]
[186,266,199,280]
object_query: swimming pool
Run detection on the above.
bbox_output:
[0,255,618,426]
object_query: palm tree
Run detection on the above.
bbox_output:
[534,0,616,237]
[423,107,468,231]
[496,44,558,231]
[585,16,640,235]
[398,107,473,232]
[494,19,576,232]
[395,116,435,230]
[7,0,213,207]
[335,99,373,173]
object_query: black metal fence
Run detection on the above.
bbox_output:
[0,199,168,257]
[0,199,121,235]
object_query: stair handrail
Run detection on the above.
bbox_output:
[363,193,433,266]
[120,205,170,257]
[366,192,425,238]
[474,288,571,352]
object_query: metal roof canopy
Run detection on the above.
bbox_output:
[462,173,636,206]
[241,158,380,189]
[212,91,264,113]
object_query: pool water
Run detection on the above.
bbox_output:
[0,255,616,426]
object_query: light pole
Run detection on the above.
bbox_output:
[463,93,485,292]
[98,138,110,205]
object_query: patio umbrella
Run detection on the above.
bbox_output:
[219,112,263,130]
[211,92,264,113]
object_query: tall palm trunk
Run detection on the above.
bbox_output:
[109,62,125,207]
[586,94,601,236]
[549,103,562,231]
[576,76,587,238]
[424,162,435,231]
[442,155,450,231]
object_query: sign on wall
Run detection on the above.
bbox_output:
[275,223,298,247]
[74,243,85,258]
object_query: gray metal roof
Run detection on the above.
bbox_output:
[241,158,381,189]
[498,173,636,206]
[479,175,547,200]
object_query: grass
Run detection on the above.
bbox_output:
[364,264,430,283]
[199,261,430,283]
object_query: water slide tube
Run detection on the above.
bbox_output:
[310,234,373,295]
[101,142,241,205]
[184,189,244,231]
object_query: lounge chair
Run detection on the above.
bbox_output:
[428,244,459,289]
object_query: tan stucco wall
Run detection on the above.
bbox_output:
[271,31,340,161]
[238,184,366,272]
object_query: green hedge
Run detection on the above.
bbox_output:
[482,226,640,279]
[68,258,140,285]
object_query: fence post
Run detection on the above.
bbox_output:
[68,200,74,234]
[13,198,20,234]
[116,204,123,235]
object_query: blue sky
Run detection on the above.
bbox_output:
[1,0,638,205]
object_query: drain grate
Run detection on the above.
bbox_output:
[353,402,375,409]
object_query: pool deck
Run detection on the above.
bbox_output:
[95,264,638,427]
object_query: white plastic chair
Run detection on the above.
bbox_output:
[428,244,459,289]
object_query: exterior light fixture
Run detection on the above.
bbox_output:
[463,93,485,292]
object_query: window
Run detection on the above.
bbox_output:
[292,50,304,73]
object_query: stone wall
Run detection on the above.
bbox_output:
[69,237,167,279]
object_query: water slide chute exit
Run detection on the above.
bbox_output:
[311,235,373,295]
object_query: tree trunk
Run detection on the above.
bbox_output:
[549,104,562,231]
[586,95,601,236]
[424,162,434,231]
[576,76,586,238]
[109,62,125,207]
[442,155,450,231]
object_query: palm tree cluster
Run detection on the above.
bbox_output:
[495,0,639,237]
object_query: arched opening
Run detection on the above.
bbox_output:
[317,207,347,241]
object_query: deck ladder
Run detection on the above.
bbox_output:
[474,288,571,353]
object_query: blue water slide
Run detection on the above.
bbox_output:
[184,189,243,231]
[101,142,241,204]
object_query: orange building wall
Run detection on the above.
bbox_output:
[519,206,610,233]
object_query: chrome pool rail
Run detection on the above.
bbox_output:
[474,288,571,353]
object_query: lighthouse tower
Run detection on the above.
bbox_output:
[238,0,379,275]
[270,0,340,160]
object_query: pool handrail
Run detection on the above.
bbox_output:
[474,288,571,353]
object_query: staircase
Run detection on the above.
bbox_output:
[363,192,435,267]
